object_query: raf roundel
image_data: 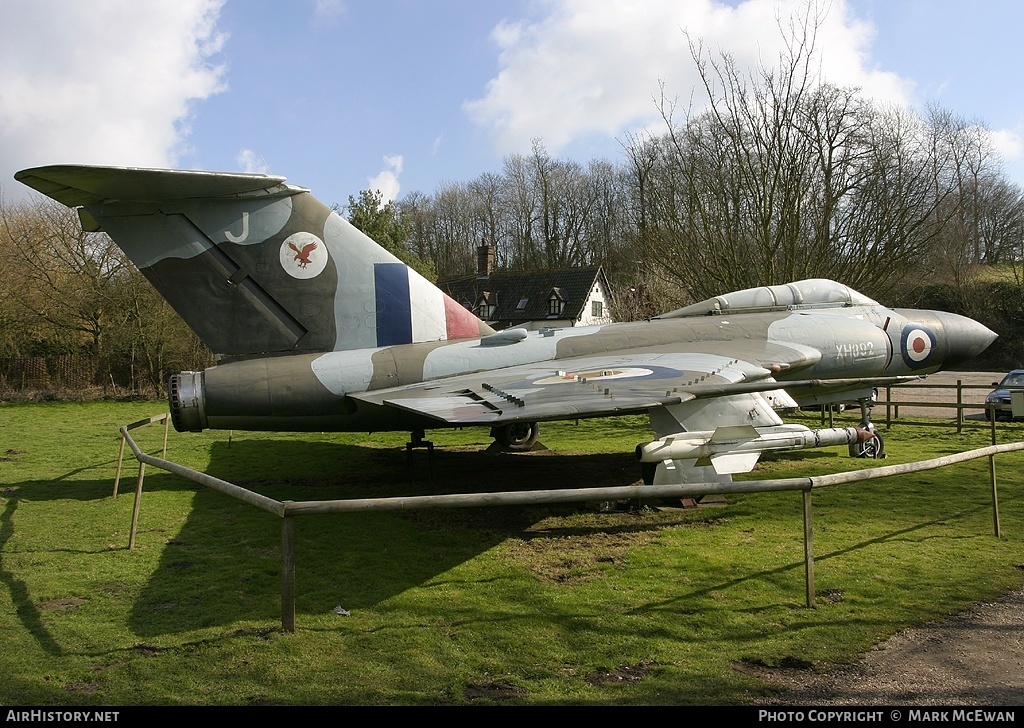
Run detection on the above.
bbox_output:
[900,324,937,368]
[280,232,328,279]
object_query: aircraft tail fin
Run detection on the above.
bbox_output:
[15,165,492,358]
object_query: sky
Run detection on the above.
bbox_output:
[2,0,1024,208]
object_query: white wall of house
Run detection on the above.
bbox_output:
[576,279,613,326]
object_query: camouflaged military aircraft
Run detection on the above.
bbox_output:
[16,165,998,486]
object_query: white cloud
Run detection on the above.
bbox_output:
[991,128,1024,166]
[237,149,271,174]
[369,154,404,204]
[990,126,1024,188]
[313,0,348,28]
[1,0,226,200]
[464,0,914,156]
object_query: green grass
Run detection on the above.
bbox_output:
[1,400,1023,705]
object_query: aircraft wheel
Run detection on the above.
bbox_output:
[849,430,885,459]
[641,461,657,485]
[492,421,539,452]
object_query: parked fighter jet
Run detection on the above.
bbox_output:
[15,165,998,486]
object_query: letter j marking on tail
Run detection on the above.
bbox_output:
[224,212,250,242]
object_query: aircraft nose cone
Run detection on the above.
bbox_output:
[936,312,998,365]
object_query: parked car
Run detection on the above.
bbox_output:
[984,370,1024,421]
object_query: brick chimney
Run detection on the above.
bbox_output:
[477,237,494,277]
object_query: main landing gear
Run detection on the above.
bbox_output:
[848,394,885,459]
[406,428,435,479]
[491,421,540,452]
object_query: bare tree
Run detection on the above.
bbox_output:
[500,151,542,269]
[0,196,126,356]
[0,195,213,393]
[636,8,949,304]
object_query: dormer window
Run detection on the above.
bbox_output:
[547,287,565,317]
[477,291,497,320]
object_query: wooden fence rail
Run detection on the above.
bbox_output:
[115,402,1024,632]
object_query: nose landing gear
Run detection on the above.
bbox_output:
[848,394,885,459]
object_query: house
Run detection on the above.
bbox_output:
[438,243,614,331]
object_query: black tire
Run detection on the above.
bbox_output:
[493,421,539,452]
[849,430,885,459]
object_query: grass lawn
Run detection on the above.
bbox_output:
[1,400,1022,705]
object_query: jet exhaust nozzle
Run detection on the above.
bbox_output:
[168,371,208,432]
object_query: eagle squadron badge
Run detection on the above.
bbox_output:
[280,232,328,279]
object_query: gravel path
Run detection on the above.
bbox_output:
[755,587,1024,705]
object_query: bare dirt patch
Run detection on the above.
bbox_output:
[38,597,87,611]
[501,530,650,584]
[464,680,529,701]
[64,680,101,696]
[585,660,658,686]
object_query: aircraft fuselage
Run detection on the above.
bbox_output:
[171,303,991,433]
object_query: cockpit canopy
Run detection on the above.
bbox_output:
[656,279,879,318]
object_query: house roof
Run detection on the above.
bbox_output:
[438,266,609,326]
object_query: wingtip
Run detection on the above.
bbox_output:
[14,164,293,207]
